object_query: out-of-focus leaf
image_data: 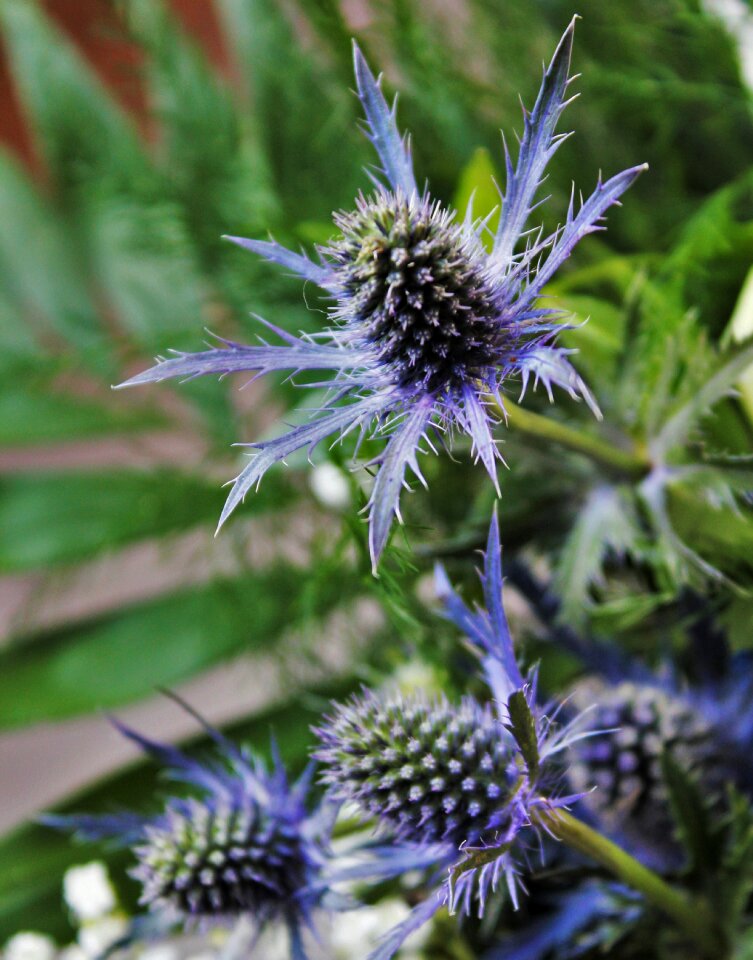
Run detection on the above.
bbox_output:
[0,566,363,728]
[123,0,268,260]
[557,293,625,390]
[0,470,287,572]
[0,678,355,941]
[452,147,501,244]
[554,485,639,627]
[666,481,753,584]
[0,384,162,446]
[0,153,108,368]
[661,750,716,880]
[0,0,148,198]
[218,0,362,223]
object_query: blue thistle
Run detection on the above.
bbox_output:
[316,692,518,847]
[568,673,748,870]
[45,704,335,957]
[116,21,646,569]
[314,513,590,960]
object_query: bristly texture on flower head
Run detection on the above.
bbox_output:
[116,20,646,571]
[43,700,336,959]
[314,513,592,960]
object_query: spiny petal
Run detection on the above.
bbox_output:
[115,335,353,389]
[218,396,386,532]
[368,399,433,570]
[517,345,601,418]
[492,17,577,274]
[223,235,334,288]
[482,509,524,691]
[522,164,648,303]
[457,385,501,489]
[367,893,444,960]
[352,42,418,198]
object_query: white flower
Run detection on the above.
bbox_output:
[77,917,127,958]
[330,899,430,959]
[63,862,117,921]
[3,933,57,960]
[309,462,351,511]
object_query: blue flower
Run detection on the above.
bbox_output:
[314,512,592,959]
[505,560,753,874]
[45,704,337,958]
[117,20,646,570]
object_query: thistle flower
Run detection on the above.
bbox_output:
[117,21,646,569]
[315,513,589,959]
[45,705,336,958]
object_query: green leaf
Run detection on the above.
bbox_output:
[554,485,639,627]
[0,382,162,446]
[505,689,539,778]
[0,0,148,198]
[217,0,362,223]
[660,749,716,881]
[716,791,753,936]
[655,343,753,455]
[0,152,109,368]
[0,565,363,728]
[0,470,284,572]
[452,147,501,245]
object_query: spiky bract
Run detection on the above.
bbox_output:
[316,692,517,846]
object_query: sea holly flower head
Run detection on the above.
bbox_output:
[568,666,753,869]
[45,703,336,957]
[117,20,646,570]
[315,513,594,959]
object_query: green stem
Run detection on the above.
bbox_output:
[533,806,724,958]
[500,401,650,479]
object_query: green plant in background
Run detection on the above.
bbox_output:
[0,0,752,956]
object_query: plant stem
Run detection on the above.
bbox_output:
[533,806,724,958]
[500,401,650,479]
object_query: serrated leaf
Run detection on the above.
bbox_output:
[716,791,753,935]
[505,689,539,778]
[554,485,639,628]
[0,566,362,728]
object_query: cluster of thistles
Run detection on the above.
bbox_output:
[53,19,753,960]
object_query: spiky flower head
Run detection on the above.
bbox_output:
[133,794,313,918]
[44,704,335,955]
[313,515,591,960]
[568,678,738,867]
[117,20,646,570]
[316,692,518,847]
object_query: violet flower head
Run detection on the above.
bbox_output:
[45,705,336,959]
[314,513,592,960]
[117,21,646,570]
